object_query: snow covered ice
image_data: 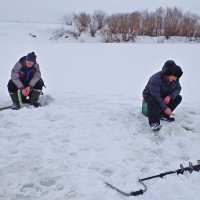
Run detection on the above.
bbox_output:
[1,43,200,200]
[1,0,200,200]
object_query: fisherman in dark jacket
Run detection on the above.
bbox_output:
[7,52,44,110]
[142,60,183,131]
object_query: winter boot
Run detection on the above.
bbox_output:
[150,123,162,131]
[30,90,41,107]
[160,114,175,122]
[9,93,20,110]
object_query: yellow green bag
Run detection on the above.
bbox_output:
[18,91,30,103]
[18,91,23,104]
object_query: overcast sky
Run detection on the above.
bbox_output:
[0,0,200,23]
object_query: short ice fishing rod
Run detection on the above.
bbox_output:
[105,160,200,197]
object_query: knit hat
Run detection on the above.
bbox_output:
[25,52,37,63]
[164,60,176,68]
[166,64,183,78]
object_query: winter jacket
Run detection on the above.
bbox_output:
[143,67,182,111]
[11,56,41,90]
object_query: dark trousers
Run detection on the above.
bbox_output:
[7,79,44,93]
[144,95,182,125]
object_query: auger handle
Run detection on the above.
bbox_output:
[130,189,144,196]
[130,179,147,196]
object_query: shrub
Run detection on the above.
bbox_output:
[59,7,200,42]
[74,12,91,33]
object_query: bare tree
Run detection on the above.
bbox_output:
[129,11,141,36]
[93,10,107,30]
[163,7,183,39]
[155,7,164,36]
[74,12,91,33]
[179,12,199,39]
[89,10,107,37]
[107,14,120,34]
[140,10,157,37]
[118,14,130,41]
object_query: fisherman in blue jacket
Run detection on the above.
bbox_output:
[7,52,44,110]
[143,60,183,131]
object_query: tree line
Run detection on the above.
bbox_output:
[54,7,200,42]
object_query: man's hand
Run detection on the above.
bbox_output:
[164,108,172,116]
[164,96,171,104]
[22,86,30,97]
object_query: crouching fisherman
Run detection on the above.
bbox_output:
[142,60,183,131]
[7,52,44,110]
